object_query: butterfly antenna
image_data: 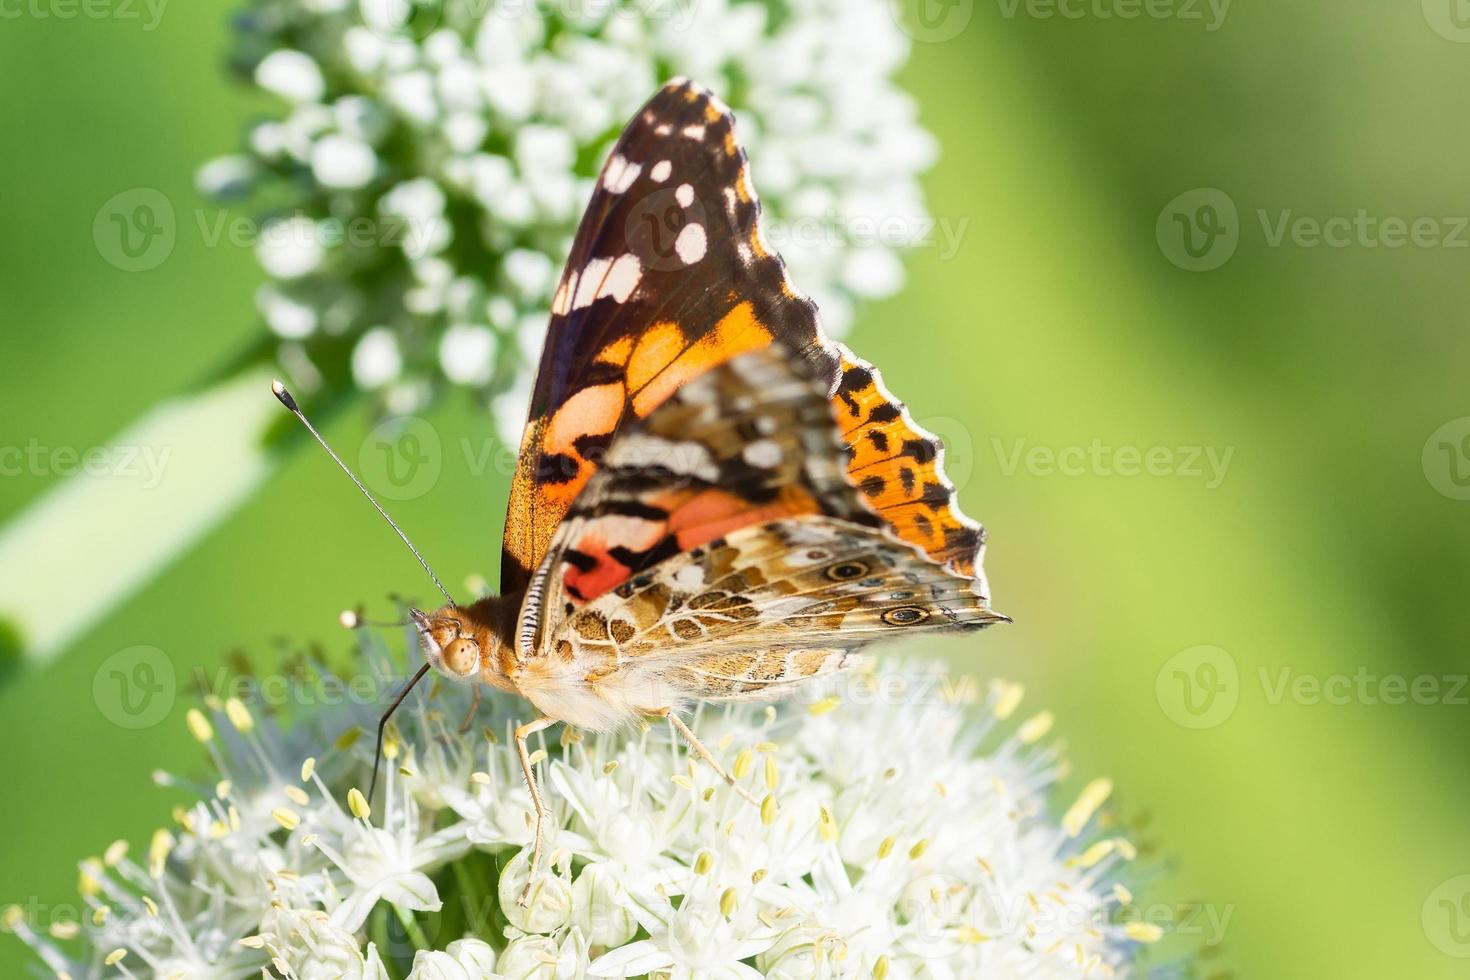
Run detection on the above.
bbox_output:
[369,662,431,801]
[339,609,408,630]
[271,380,455,607]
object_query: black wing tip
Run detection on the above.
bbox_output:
[648,76,736,124]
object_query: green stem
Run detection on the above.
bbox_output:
[392,903,431,951]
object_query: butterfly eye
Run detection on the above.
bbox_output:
[826,561,869,582]
[882,606,929,626]
[441,637,480,676]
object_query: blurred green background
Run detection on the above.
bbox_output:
[4,1,1470,977]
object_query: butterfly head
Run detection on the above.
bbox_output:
[408,597,520,689]
[409,605,486,680]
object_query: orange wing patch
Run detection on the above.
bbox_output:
[629,304,772,416]
[831,343,986,584]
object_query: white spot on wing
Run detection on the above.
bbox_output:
[597,253,642,303]
[676,183,694,208]
[602,154,642,193]
[650,160,672,182]
[611,434,720,481]
[672,564,706,591]
[682,125,705,140]
[675,223,707,265]
[742,439,782,469]
[573,257,611,309]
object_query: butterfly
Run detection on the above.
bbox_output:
[277,77,1004,906]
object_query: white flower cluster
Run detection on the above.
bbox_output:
[7,631,1164,979]
[204,0,937,437]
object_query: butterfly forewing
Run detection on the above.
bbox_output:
[500,78,834,595]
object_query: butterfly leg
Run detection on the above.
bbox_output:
[662,709,759,806]
[514,715,558,907]
[457,683,482,733]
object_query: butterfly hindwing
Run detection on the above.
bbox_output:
[538,516,1002,706]
[500,78,835,595]
[830,343,987,587]
[509,346,1002,722]
[516,342,879,655]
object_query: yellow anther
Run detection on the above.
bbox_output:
[1124,922,1163,943]
[1017,711,1054,744]
[347,788,371,820]
[1062,779,1113,838]
[807,696,840,716]
[103,840,128,867]
[224,698,254,733]
[185,709,213,743]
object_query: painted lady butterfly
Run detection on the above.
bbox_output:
[278,78,1004,904]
